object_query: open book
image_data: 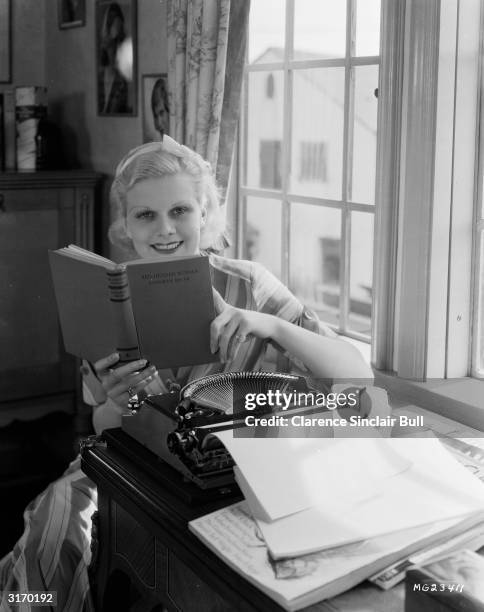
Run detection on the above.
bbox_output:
[48,245,217,368]
[212,433,484,559]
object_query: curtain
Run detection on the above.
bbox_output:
[167,0,250,194]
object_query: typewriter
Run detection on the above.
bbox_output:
[122,371,329,489]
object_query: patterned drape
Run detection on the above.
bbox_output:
[167,0,250,194]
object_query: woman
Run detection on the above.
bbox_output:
[150,77,170,140]
[98,2,131,114]
[0,138,371,612]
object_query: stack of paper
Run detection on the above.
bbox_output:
[188,433,484,610]
[189,503,484,611]
[214,433,484,559]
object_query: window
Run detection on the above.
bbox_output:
[239,0,381,342]
[299,142,328,182]
[259,140,282,188]
[266,73,275,98]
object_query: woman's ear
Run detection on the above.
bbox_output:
[200,206,207,227]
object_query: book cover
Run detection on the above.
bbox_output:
[48,250,121,363]
[49,246,217,369]
[406,550,484,611]
[126,256,217,368]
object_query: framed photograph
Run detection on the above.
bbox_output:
[58,0,86,29]
[0,0,11,82]
[96,0,137,116]
[142,74,169,142]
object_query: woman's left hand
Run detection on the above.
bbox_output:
[210,289,277,361]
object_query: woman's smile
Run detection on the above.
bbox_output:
[150,240,184,254]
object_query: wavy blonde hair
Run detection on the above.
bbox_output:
[109,138,227,254]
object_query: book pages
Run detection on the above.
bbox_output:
[214,433,412,521]
[254,437,484,558]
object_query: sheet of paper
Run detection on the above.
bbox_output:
[188,501,469,611]
[214,431,412,521]
[256,437,484,558]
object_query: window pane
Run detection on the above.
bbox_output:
[291,68,344,199]
[249,0,285,63]
[351,66,379,204]
[355,0,381,56]
[245,71,284,189]
[294,0,346,59]
[289,203,341,327]
[245,197,282,279]
[349,212,373,336]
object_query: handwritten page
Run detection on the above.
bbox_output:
[189,501,473,611]
[214,432,412,521]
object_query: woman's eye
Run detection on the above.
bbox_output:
[135,210,155,220]
[171,206,188,216]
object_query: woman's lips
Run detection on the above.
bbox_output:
[150,241,183,254]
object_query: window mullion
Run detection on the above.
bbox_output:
[340,0,356,334]
[281,0,294,287]
[471,4,484,378]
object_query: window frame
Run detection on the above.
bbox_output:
[471,4,484,379]
[233,0,483,388]
[392,0,481,381]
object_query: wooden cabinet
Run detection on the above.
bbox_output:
[0,170,102,419]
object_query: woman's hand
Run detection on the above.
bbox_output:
[93,353,158,409]
[210,290,277,361]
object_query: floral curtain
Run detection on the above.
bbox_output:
[167,0,250,193]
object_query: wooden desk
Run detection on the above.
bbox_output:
[81,429,405,612]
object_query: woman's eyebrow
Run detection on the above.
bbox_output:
[127,205,152,211]
[170,200,196,207]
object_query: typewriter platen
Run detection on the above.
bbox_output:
[121,372,328,489]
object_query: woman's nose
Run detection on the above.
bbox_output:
[153,215,175,236]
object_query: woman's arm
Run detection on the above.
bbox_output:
[269,316,373,380]
[210,291,373,380]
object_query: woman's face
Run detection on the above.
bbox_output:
[125,173,206,258]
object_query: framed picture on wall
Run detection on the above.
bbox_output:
[142,74,169,142]
[96,0,137,116]
[58,0,86,29]
[0,0,11,82]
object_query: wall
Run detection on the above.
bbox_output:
[44,0,167,258]
[0,0,46,93]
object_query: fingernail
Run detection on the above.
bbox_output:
[111,353,119,361]
[137,359,148,367]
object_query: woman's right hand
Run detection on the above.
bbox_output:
[93,352,157,409]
